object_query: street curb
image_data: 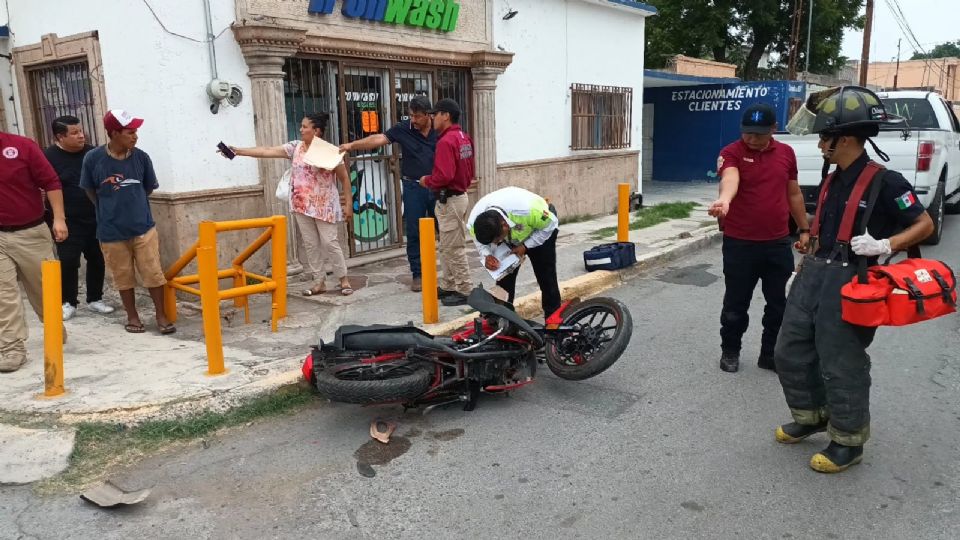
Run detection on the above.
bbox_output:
[27,226,721,425]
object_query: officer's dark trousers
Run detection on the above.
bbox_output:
[720,236,794,357]
[55,219,105,307]
[401,179,435,278]
[497,229,561,318]
[774,255,876,446]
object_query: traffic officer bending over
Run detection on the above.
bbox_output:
[708,103,810,373]
[468,186,561,318]
[774,86,933,473]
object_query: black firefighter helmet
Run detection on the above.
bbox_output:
[787,85,904,138]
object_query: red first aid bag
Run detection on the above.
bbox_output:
[811,161,957,327]
[841,256,957,326]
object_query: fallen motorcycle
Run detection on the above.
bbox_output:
[302,287,632,411]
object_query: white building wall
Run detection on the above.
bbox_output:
[0,0,17,133]
[5,0,260,193]
[492,0,649,168]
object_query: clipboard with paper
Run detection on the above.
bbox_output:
[487,243,522,281]
[302,138,346,170]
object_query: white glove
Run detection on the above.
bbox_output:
[850,233,892,256]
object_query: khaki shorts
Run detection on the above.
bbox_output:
[100,227,166,290]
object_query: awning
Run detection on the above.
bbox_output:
[644,69,740,88]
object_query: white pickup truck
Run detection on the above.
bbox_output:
[780,90,960,245]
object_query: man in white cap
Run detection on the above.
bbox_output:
[80,110,174,335]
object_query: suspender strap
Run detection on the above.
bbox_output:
[809,172,836,239]
[837,161,885,244]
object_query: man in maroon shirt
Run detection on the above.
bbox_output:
[419,98,475,306]
[0,130,68,372]
[707,104,810,373]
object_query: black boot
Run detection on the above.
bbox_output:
[719,350,740,373]
[437,287,455,298]
[810,441,864,473]
[775,421,827,444]
[441,292,468,306]
[757,354,777,372]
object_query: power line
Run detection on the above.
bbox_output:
[883,0,950,83]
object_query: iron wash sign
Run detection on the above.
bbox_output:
[308,0,461,32]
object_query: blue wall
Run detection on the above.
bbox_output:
[644,80,806,182]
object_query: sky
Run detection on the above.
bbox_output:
[841,0,959,63]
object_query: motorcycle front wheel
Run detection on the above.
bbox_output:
[315,360,433,404]
[545,297,633,381]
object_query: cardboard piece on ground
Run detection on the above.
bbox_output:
[302,138,346,170]
[80,480,152,508]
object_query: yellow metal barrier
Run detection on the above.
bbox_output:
[41,260,65,397]
[617,183,631,243]
[164,216,288,375]
[419,217,439,324]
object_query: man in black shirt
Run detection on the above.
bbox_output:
[774,86,933,473]
[340,96,437,292]
[44,116,115,320]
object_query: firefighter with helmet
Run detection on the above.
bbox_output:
[773,86,934,473]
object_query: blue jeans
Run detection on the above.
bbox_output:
[402,179,435,277]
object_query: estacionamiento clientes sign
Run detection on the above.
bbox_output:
[308,0,460,32]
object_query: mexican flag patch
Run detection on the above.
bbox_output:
[896,192,917,210]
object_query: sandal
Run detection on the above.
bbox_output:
[302,285,327,296]
[158,323,177,335]
[125,322,145,334]
[340,287,354,296]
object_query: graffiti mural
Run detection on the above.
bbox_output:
[350,160,391,245]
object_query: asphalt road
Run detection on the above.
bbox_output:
[4,217,959,540]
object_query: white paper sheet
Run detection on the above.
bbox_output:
[487,243,522,281]
[302,138,346,170]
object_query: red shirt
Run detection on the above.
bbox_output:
[423,125,474,193]
[717,138,797,241]
[0,132,62,227]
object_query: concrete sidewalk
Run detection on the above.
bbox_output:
[1,185,720,423]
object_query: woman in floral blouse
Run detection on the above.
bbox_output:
[227,112,354,296]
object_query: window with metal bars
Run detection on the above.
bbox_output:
[27,60,101,147]
[570,83,633,150]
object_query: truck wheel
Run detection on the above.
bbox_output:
[923,183,944,246]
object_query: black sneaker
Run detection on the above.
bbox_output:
[440,292,468,306]
[810,441,864,473]
[757,354,777,371]
[775,421,827,444]
[720,350,740,373]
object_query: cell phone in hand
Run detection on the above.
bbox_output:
[217,141,236,159]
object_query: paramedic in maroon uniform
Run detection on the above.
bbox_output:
[708,103,810,374]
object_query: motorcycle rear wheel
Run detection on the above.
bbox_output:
[315,360,433,404]
[545,297,633,381]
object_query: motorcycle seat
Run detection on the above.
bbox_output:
[335,324,439,351]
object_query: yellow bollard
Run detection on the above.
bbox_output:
[197,221,226,375]
[41,260,65,397]
[271,215,288,322]
[419,217,439,324]
[617,182,631,243]
[163,283,178,325]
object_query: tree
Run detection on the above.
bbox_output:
[911,40,960,60]
[644,0,864,80]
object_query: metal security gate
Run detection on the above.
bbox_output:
[27,60,101,147]
[284,58,470,257]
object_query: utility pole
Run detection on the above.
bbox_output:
[787,0,804,80]
[804,0,814,75]
[859,0,874,86]
[893,38,901,89]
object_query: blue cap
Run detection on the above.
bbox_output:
[741,103,776,134]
